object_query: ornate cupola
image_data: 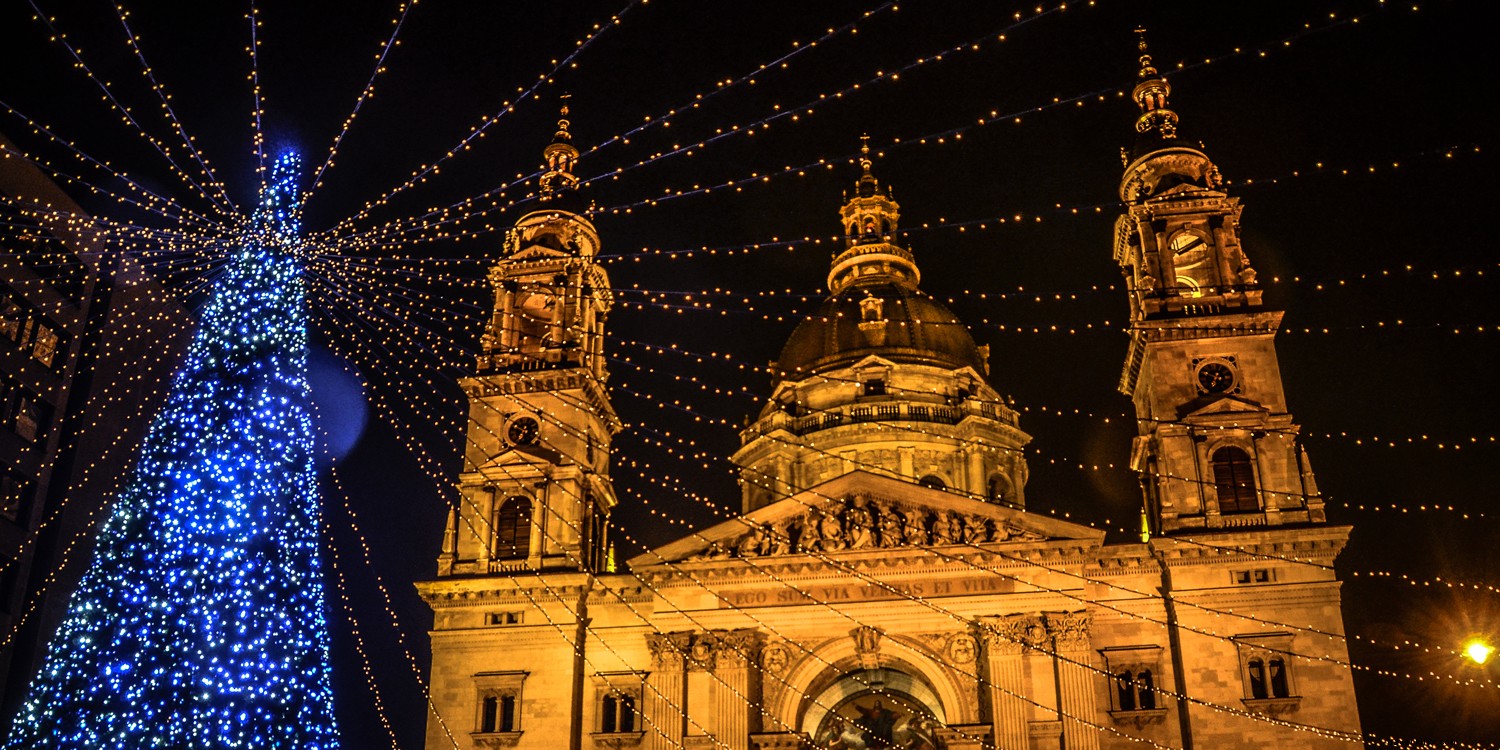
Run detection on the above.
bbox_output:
[538,97,580,198]
[441,102,620,576]
[731,141,1031,513]
[1113,35,1325,536]
[828,137,920,294]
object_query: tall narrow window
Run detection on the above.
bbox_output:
[1268,657,1290,698]
[480,696,498,733]
[601,695,617,733]
[1116,672,1136,711]
[1137,670,1156,710]
[1212,447,1258,513]
[492,497,532,559]
[1247,657,1268,699]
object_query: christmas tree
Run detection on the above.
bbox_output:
[4,153,340,749]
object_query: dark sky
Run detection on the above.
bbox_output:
[3,0,1497,746]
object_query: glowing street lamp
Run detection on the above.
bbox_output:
[1463,638,1495,665]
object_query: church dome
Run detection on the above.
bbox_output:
[775,283,987,379]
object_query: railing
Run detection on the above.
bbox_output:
[750,399,1015,438]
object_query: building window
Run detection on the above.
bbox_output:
[492,496,532,559]
[918,475,945,491]
[29,322,59,367]
[863,378,886,397]
[1211,446,1257,513]
[600,693,636,732]
[2,470,33,524]
[592,672,646,739]
[987,474,1012,504]
[487,612,523,626]
[1098,646,1166,726]
[1232,568,1273,585]
[0,554,17,614]
[473,671,526,738]
[1234,633,1299,714]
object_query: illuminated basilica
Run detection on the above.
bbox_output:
[416,42,1363,750]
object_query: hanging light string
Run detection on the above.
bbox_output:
[306,0,1412,264]
[304,283,1439,679]
[23,0,237,219]
[110,1,237,211]
[324,0,648,236]
[580,5,1377,220]
[300,0,421,206]
[323,531,403,750]
[246,1,268,192]
[587,1,901,157]
[335,0,904,243]
[323,461,464,749]
[298,256,1494,744]
[0,110,228,230]
[573,2,1075,192]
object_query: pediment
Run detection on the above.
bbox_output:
[628,471,1103,568]
[509,244,570,261]
[1177,393,1269,421]
[474,442,563,474]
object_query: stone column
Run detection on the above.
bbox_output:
[714,630,763,750]
[979,617,1031,750]
[1047,612,1099,750]
[645,633,690,750]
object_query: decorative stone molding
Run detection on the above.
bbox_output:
[749,732,810,750]
[1243,696,1301,717]
[471,731,523,748]
[645,631,692,671]
[1108,709,1168,730]
[934,724,992,750]
[946,633,978,665]
[1045,611,1092,651]
[981,613,1048,654]
[590,731,646,749]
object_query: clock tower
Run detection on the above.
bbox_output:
[436,103,620,575]
[1114,36,1325,535]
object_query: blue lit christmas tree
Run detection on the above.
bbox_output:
[4,153,340,749]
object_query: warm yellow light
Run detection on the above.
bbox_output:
[1464,639,1495,665]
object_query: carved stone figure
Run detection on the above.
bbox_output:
[947,513,964,544]
[761,644,790,676]
[819,507,846,552]
[948,634,977,664]
[852,625,882,655]
[877,505,904,547]
[797,513,823,553]
[989,521,1012,543]
[962,515,987,544]
[930,510,954,545]
[736,526,766,557]
[846,497,874,549]
[767,519,792,556]
[902,508,929,545]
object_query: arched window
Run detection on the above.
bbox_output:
[1268,657,1290,698]
[1115,671,1136,711]
[987,475,1012,504]
[1212,447,1258,513]
[1247,657,1268,699]
[918,475,945,491]
[493,497,532,559]
[1136,670,1156,710]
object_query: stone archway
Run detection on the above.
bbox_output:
[764,630,976,738]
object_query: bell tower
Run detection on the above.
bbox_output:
[438,101,620,575]
[1115,35,1325,535]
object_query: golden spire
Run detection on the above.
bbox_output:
[1131,28,1179,139]
[540,95,580,196]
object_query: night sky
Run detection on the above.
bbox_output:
[2,0,1497,746]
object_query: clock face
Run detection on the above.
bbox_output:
[1196,362,1236,393]
[506,416,541,446]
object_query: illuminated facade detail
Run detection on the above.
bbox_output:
[1115,33,1325,535]
[420,50,1367,750]
[2,152,340,749]
[732,140,1030,513]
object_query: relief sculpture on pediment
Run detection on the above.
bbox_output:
[685,493,1052,561]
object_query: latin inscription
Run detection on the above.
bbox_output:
[720,576,1014,609]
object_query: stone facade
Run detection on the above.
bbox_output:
[419,52,1365,750]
